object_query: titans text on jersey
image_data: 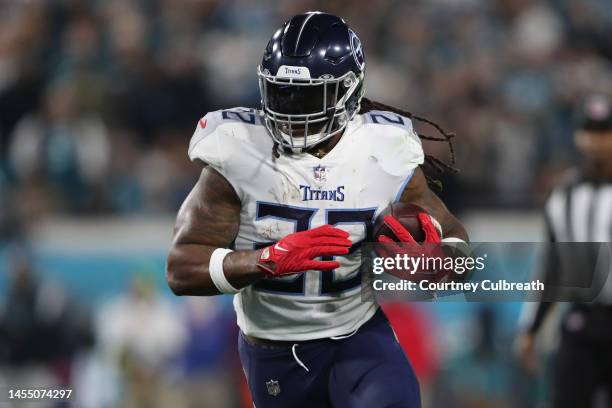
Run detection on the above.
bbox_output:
[299,185,345,202]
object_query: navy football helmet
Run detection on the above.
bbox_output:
[258,12,365,152]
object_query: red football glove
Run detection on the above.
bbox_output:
[377,213,449,281]
[257,225,352,276]
[378,213,441,245]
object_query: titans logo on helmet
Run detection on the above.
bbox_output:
[349,29,365,71]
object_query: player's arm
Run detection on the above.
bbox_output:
[166,165,263,296]
[399,167,468,242]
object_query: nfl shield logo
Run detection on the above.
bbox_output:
[266,379,281,396]
[313,165,327,182]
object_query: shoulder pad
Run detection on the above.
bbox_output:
[358,111,423,177]
[189,108,263,152]
[362,110,413,131]
[217,107,263,126]
[360,110,420,147]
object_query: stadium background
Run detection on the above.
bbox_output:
[0,0,610,407]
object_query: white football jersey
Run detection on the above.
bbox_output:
[188,107,424,340]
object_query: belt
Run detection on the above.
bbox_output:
[242,333,321,349]
[242,333,323,373]
[241,308,381,349]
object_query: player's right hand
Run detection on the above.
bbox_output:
[256,225,352,276]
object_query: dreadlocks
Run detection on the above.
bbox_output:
[359,97,458,190]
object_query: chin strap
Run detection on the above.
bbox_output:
[322,107,341,139]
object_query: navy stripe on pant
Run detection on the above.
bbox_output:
[238,308,421,408]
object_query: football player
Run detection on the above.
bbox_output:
[167,12,468,408]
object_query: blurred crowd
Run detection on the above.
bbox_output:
[0,251,245,408]
[0,0,611,227]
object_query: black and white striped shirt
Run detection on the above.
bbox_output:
[546,171,612,243]
[522,170,612,333]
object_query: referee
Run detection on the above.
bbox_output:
[516,94,612,408]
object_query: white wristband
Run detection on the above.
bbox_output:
[441,237,467,244]
[209,248,240,294]
[441,237,472,258]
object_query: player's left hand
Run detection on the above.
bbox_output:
[379,213,441,245]
[376,213,449,281]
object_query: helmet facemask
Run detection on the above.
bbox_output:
[258,67,363,153]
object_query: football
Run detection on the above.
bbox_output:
[371,203,442,243]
